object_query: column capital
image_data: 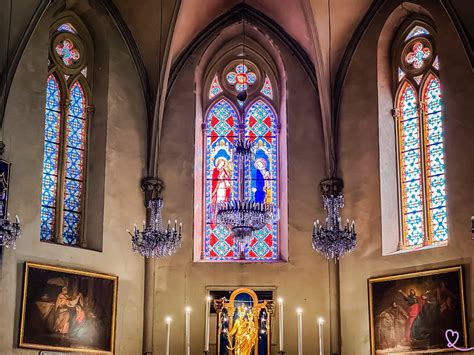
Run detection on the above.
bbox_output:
[320,178,344,197]
[140,177,164,206]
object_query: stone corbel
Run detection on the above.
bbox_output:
[140,177,164,207]
[320,178,343,197]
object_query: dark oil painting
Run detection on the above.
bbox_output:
[19,262,118,353]
[368,266,467,354]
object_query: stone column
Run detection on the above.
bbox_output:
[320,178,343,355]
[141,177,163,355]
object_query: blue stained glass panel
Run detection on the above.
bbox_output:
[65,147,84,180]
[63,179,82,212]
[68,82,85,118]
[67,116,86,149]
[41,174,58,207]
[62,211,81,245]
[40,207,55,241]
[45,110,61,143]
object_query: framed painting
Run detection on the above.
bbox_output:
[19,262,118,353]
[368,266,467,354]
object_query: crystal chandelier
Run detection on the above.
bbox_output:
[127,178,182,258]
[312,180,356,260]
[215,130,278,259]
[0,213,21,249]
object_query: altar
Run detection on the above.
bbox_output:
[214,288,273,355]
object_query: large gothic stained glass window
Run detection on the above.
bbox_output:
[40,20,91,246]
[395,24,447,249]
[202,62,281,261]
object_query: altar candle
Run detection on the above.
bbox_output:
[297,308,303,355]
[278,298,284,351]
[165,317,172,355]
[185,307,191,355]
[204,295,212,352]
[318,317,324,355]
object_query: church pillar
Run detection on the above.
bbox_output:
[320,178,343,355]
[143,258,155,354]
[141,177,163,354]
[328,260,341,355]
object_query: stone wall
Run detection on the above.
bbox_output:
[0,1,146,353]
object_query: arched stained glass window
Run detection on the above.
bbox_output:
[394,23,447,249]
[40,18,92,246]
[200,61,282,261]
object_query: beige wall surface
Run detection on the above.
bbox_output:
[0,2,146,354]
[338,1,474,354]
[153,28,330,354]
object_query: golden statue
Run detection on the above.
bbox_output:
[227,305,258,355]
[215,288,273,355]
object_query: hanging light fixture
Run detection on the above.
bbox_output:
[311,179,356,259]
[128,197,182,258]
[215,2,278,259]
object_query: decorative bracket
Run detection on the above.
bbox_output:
[320,178,343,197]
[140,177,164,206]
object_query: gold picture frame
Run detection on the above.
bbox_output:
[368,266,467,354]
[19,262,118,353]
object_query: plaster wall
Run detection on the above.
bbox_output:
[0,2,146,354]
[338,1,474,354]
[153,32,329,354]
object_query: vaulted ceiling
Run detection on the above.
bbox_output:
[113,0,374,98]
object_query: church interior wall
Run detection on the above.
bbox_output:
[0,0,472,354]
[154,26,329,354]
[338,1,474,353]
[0,1,147,353]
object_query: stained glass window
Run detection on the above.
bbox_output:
[40,75,61,241]
[226,64,257,92]
[244,100,278,260]
[209,74,223,99]
[58,23,77,34]
[261,76,273,99]
[204,99,238,260]
[395,24,447,249]
[40,21,90,246]
[406,25,429,40]
[202,63,281,261]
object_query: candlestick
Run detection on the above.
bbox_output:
[165,317,172,355]
[185,307,191,355]
[278,297,284,351]
[204,295,212,352]
[318,317,324,355]
[297,308,303,355]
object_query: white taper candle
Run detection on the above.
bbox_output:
[297,308,303,355]
[165,317,172,355]
[185,307,191,355]
[318,317,324,355]
[204,295,212,352]
[278,297,284,351]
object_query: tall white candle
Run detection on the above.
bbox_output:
[165,317,172,355]
[185,307,191,355]
[204,295,212,352]
[318,317,324,355]
[278,298,284,352]
[297,308,303,355]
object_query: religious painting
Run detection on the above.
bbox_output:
[19,262,118,353]
[368,266,467,354]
